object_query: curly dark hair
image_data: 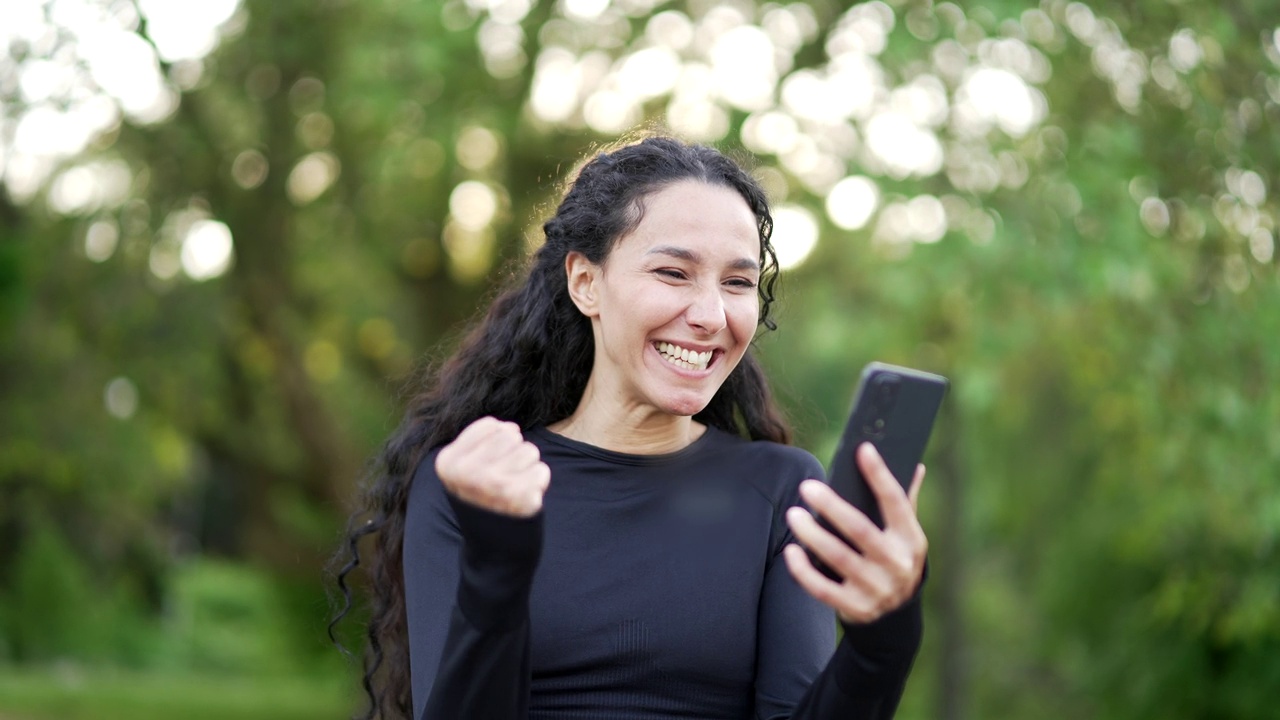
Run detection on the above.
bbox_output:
[329,136,792,719]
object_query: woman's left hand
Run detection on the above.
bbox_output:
[783,443,928,625]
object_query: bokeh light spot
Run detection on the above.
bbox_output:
[710,25,777,111]
[443,222,497,283]
[1237,170,1266,206]
[1250,229,1275,264]
[565,0,610,21]
[297,112,335,149]
[449,181,499,231]
[646,10,693,50]
[181,219,234,281]
[457,127,501,171]
[666,100,729,142]
[772,205,819,270]
[959,67,1042,137]
[583,89,640,134]
[85,219,120,262]
[137,0,241,62]
[49,160,132,215]
[304,340,343,382]
[906,195,946,243]
[149,241,182,280]
[1168,29,1201,73]
[232,150,269,189]
[825,176,880,231]
[1139,197,1170,236]
[864,111,943,178]
[105,376,139,419]
[618,46,681,99]
[530,47,580,123]
[286,152,340,205]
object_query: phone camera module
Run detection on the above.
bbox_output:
[862,415,888,438]
[871,376,901,409]
[862,376,900,438]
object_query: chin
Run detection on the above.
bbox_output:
[657,391,716,418]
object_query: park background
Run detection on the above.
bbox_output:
[1,0,1277,718]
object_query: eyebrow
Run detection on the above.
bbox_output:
[645,245,760,272]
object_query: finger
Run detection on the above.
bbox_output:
[907,464,926,514]
[482,423,530,462]
[783,544,885,624]
[518,473,548,515]
[522,440,544,465]
[782,544,847,606]
[783,525,910,620]
[857,443,914,531]
[452,416,506,451]
[494,476,542,517]
[796,482,925,614]
[785,506,875,585]
[797,480,888,563]
[491,420,526,445]
[499,440,541,471]
[800,482,918,588]
[445,421,517,476]
[489,462,550,517]
[437,421,490,475]
[531,461,551,492]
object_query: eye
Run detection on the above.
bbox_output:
[655,268,688,280]
[724,277,757,290]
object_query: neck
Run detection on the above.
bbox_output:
[548,378,705,455]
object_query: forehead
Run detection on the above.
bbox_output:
[614,180,761,261]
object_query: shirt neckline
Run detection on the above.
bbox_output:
[529,425,729,466]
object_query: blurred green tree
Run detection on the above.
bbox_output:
[0,0,1277,718]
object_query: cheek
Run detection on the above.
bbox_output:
[600,284,679,342]
[726,296,760,340]
[622,285,686,327]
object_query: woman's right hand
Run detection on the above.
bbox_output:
[435,417,551,517]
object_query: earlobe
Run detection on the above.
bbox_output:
[564,251,601,317]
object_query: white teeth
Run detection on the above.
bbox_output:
[655,341,712,371]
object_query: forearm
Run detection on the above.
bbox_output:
[422,606,533,718]
[421,495,543,719]
[785,592,923,720]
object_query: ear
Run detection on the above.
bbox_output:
[564,251,602,318]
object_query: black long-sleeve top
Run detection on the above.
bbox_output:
[403,426,923,720]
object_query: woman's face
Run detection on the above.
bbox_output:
[568,179,763,419]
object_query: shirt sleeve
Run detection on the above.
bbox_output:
[778,594,924,720]
[753,455,924,720]
[403,454,543,720]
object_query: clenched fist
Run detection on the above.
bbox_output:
[435,417,551,517]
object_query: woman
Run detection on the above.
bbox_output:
[332,137,928,720]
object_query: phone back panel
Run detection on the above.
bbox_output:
[828,362,948,529]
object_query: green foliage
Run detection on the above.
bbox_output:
[156,560,307,675]
[0,669,353,720]
[0,519,150,664]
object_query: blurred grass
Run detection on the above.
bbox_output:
[0,667,357,720]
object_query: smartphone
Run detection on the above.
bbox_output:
[808,362,948,580]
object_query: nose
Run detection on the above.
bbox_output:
[685,284,727,336]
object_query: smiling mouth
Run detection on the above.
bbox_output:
[655,341,715,371]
